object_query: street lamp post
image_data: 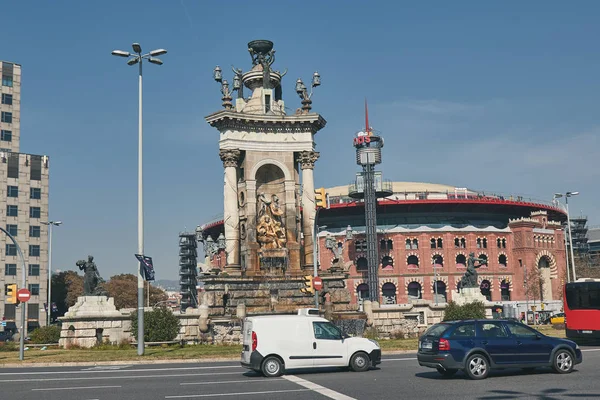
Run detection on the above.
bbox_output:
[312,215,327,308]
[112,43,167,356]
[554,192,579,281]
[433,263,439,306]
[40,221,61,326]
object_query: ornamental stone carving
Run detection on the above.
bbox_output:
[219,149,241,168]
[296,151,320,170]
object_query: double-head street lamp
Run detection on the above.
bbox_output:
[112,43,167,356]
[40,221,62,326]
[553,191,579,282]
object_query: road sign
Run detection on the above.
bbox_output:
[1,321,6,327]
[17,288,31,303]
[313,277,323,291]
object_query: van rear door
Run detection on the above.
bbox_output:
[241,318,253,366]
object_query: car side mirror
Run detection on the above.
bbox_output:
[535,334,542,340]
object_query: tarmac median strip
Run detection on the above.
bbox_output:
[165,389,310,398]
[32,385,122,391]
[284,375,356,400]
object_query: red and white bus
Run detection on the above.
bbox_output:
[564,278,600,340]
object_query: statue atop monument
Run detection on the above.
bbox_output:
[459,253,488,289]
[76,255,107,296]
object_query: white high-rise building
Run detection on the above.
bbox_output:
[1,61,50,335]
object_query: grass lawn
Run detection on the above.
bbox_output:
[0,324,566,365]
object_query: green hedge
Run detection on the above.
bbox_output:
[29,325,61,344]
[131,307,181,342]
[443,301,486,321]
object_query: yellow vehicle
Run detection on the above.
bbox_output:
[550,313,565,324]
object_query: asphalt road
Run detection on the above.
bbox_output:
[1,347,600,400]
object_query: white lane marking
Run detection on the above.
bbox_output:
[284,375,356,400]
[82,365,132,370]
[382,357,417,361]
[32,385,121,391]
[165,389,309,398]
[180,378,284,385]
[0,365,240,376]
[0,371,242,383]
[582,349,600,352]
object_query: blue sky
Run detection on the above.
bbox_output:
[4,1,599,280]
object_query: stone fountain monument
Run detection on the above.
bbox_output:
[196,40,352,317]
[58,256,128,348]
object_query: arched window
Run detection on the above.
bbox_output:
[381,255,394,269]
[433,254,443,267]
[437,238,443,248]
[477,238,482,248]
[501,280,511,301]
[460,238,466,248]
[412,239,419,249]
[430,238,436,249]
[480,279,491,301]
[433,281,447,303]
[407,255,419,267]
[407,282,422,301]
[382,282,396,304]
[405,239,411,249]
[379,239,393,251]
[482,238,487,249]
[497,238,502,248]
[456,254,466,267]
[501,238,506,248]
[454,238,460,248]
[499,254,507,268]
[356,283,369,304]
[355,240,366,253]
[356,257,368,272]
[479,254,488,265]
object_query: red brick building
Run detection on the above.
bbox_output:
[316,182,568,306]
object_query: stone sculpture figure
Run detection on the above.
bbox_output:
[256,193,286,249]
[460,252,488,289]
[76,255,106,296]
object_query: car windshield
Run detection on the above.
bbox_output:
[423,323,450,337]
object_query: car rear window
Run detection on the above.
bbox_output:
[423,323,451,337]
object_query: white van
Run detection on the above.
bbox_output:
[240,308,381,377]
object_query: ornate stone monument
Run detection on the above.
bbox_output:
[59,256,128,348]
[453,253,489,305]
[197,40,352,316]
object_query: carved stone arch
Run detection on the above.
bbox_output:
[381,254,395,268]
[535,251,558,279]
[431,251,444,264]
[405,277,424,292]
[498,275,513,291]
[353,279,367,291]
[430,275,449,293]
[478,275,494,290]
[406,252,419,266]
[477,251,489,261]
[379,277,398,291]
[249,158,292,181]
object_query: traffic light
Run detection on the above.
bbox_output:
[315,188,327,208]
[300,275,314,294]
[6,284,17,304]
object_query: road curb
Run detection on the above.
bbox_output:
[0,349,415,368]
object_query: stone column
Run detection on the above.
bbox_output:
[219,149,241,269]
[297,151,320,267]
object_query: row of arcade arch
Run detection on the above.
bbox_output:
[354,253,508,269]
[356,279,512,305]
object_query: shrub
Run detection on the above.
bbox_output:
[442,300,486,321]
[0,341,18,352]
[131,306,181,342]
[29,325,61,344]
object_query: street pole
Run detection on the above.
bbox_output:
[563,226,571,283]
[0,228,27,360]
[41,221,61,326]
[112,43,167,356]
[313,207,321,308]
[137,56,145,356]
[565,197,577,281]
[524,263,529,325]
[433,264,438,306]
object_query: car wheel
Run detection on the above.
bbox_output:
[436,367,457,377]
[552,349,574,374]
[464,354,489,380]
[261,356,284,378]
[350,351,370,372]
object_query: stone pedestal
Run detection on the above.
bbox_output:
[453,288,488,306]
[58,296,129,348]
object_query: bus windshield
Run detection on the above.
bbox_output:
[565,282,600,310]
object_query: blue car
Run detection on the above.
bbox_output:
[417,319,582,380]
